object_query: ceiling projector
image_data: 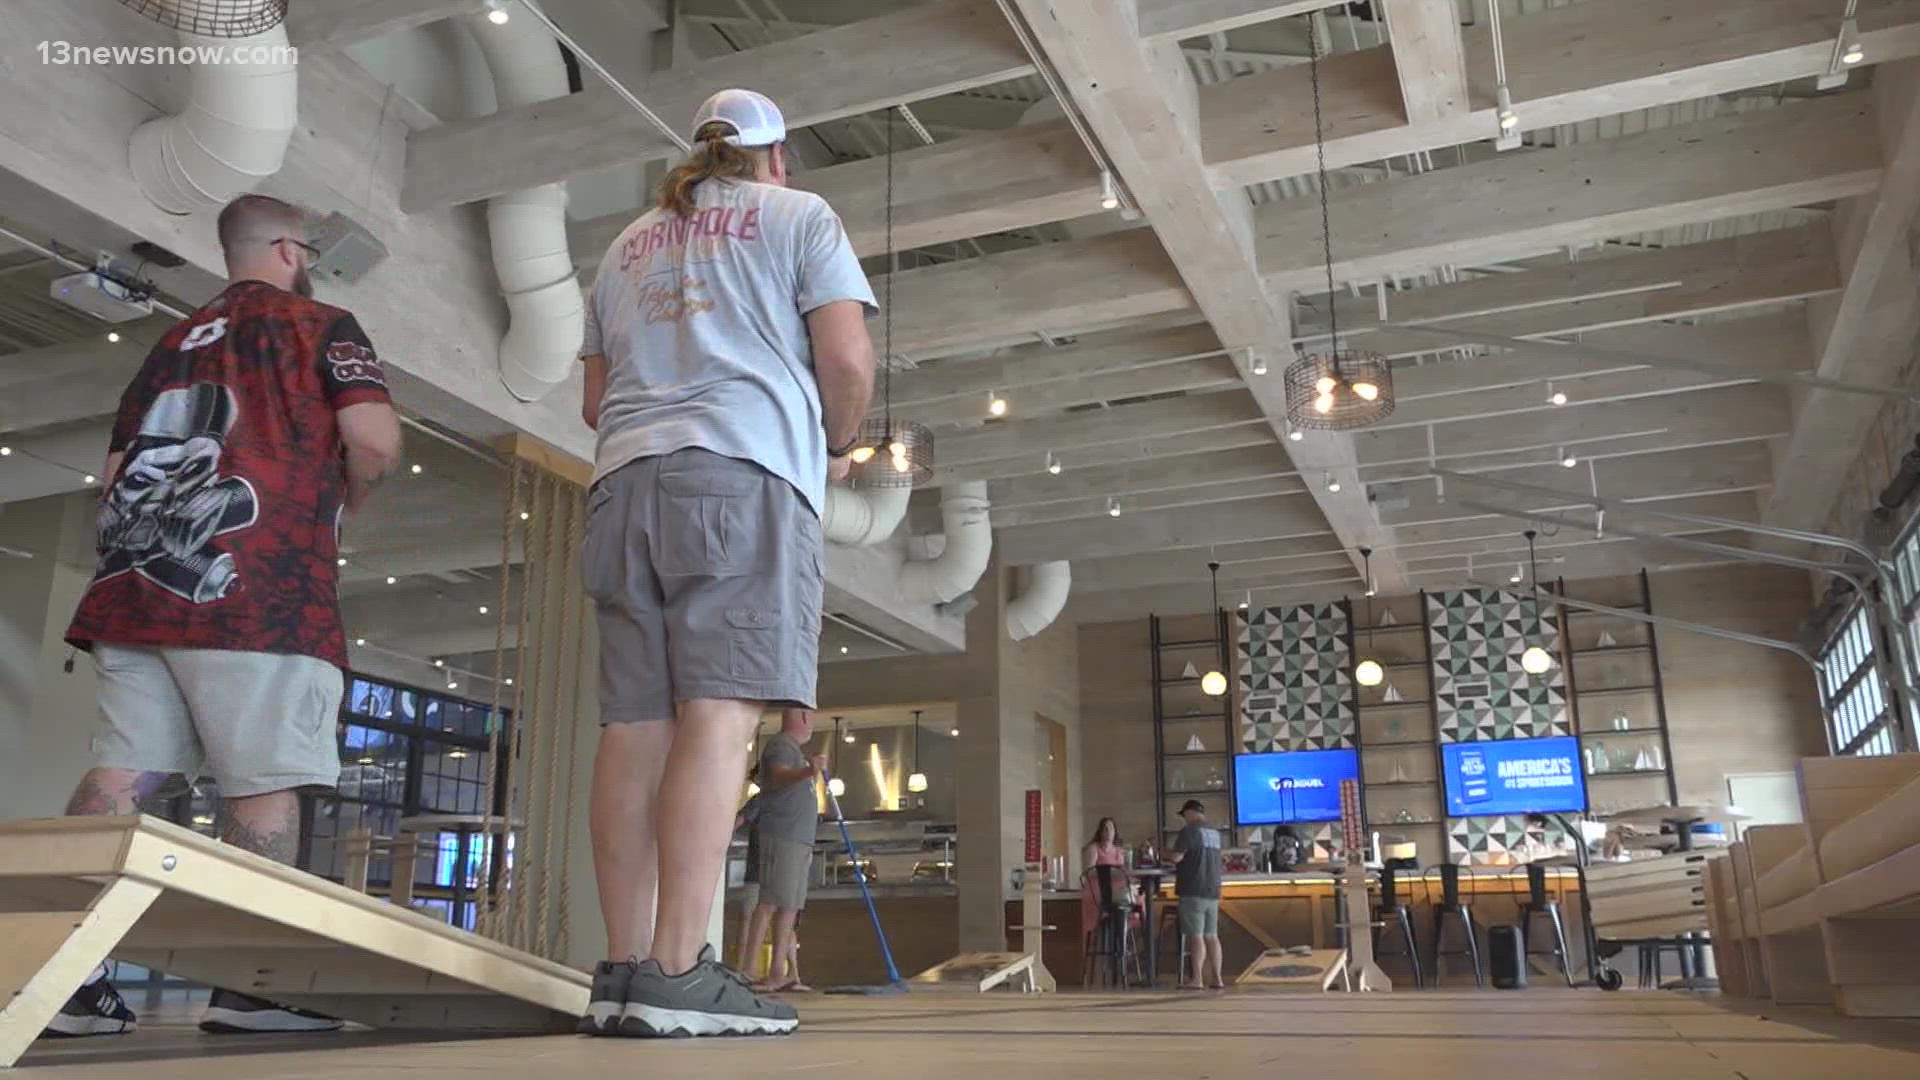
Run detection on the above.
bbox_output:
[50,270,155,324]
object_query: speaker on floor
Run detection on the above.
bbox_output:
[1488,924,1527,990]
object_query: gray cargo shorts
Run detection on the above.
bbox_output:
[583,448,823,721]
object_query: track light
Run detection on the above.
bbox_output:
[447,680,459,690]
[409,464,423,476]
[385,575,398,585]
[1099,169,1120,211]
[951,727,960,737]
[433,659,444,668]
[1108,497,1122,518]
[1287,424,1303,443]
[107,331,120,343]
[1249,349,1268,377]
[988,391,1008,418]
[505,677,515,686]
[1496,85,1519,132]
[1046,451,1062,476]
[337,556,348,567]
[354,637,366,647]
[1560,447,1578,469]
[1325,472,1341,494]
[485,0,511,25]
[1510,564,1525,585]
[478,605,489,615]
[1547,382,1567,407]
[840,645,849,654]
[0,446,11,456]
[1841,17,1864,64]
[83,474,97,485]
[519,510,531,521]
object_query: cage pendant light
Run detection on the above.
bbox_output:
[118,0,286,37]
[1284,17,1394,432]
[853,108,935,487]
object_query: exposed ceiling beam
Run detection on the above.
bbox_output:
[891,324,1219,410]
[1009,0,1398,590]
[1379,0,1468,125]
[1135,0,1334,42]
[1767,60,1920,531]
[285,0,486,51]
[403,0,1036,209]
[939,389,1265,467]
[1257,92,1884,293]
[940,422,1275,485]
[998,492,1331,565]
[1205,0,1920,189]
[1379,444,1778,529]
[569,119,1104,266]
[990,441,1296,510]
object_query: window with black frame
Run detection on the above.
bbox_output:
[304,674,514,929]
[1891,516,1920,742]
[1816,604,1897,757]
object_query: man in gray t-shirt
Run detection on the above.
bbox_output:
[1171,799,1225,989]
[740,709,823,990]
[576,89,875,1038]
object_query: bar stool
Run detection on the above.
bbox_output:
[1157,904,1190,985]
[1519,864,1575,987]
[1427,864,1484,988]
[1373,869,1424,989]
[1082,866,1141,989]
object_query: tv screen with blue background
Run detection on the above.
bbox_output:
[1234,748,1360,825]
[1441,736,1587,816]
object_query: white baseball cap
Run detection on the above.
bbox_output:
[690,89,787,148]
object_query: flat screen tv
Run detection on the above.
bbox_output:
[1233,748,1360,826]
[1441,735,1587,817]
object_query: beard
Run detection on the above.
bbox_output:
[291,264,315,298]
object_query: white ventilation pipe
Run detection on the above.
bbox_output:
[822,483,912,547]
[902,482,993,606]
[130,23,298,214]
[1006,561,1071,641]
[461,6,584,402]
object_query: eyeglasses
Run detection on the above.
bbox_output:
[271,237,320,261]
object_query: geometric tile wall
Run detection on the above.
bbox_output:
[1238,602,1354,752]
[1425,587,1570,743]
[1447,814,1574,866]
[1241,822,1353,864]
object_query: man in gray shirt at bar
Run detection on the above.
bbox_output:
[740,709,823,991]
[1172,799,1225,990]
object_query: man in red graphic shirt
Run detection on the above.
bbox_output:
[44,195,402,1040]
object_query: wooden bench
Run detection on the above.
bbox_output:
[0,815,588,1067]
[1801,754,1920,1017]
[1742,821,1832,1004]
[1703,857,1754,997]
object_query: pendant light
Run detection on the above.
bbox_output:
[1354,547,1384,687]
[1200,561,1229,697]
[1519,530,1557,676]
[1284,17,1394,431]
[907,708,929,794]
[827,716,847,798]
[851,108,934,486]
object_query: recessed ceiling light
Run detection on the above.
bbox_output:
[107,331,120,343]
[386,575,398,585]
[83,474,97,485]
[0,446,11,456]
[337,556,348,567]
[950,728,960,737]
[840,645,849,654]
[988,391,1008,418]
[354,637,366,646]
[409,464,423,475]
[433,659,444,668]
[519,510,530,521]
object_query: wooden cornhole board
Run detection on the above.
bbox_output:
[908,952,1043,993]
[0,815,588,1068]
[1235,947,1350,991]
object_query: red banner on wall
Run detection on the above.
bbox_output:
[1024,789,1043,864]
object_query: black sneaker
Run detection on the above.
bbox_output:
[42,974,136,1038]
[619,945,798,1038]
[199,989,344,1034]
[578,959,636,1035]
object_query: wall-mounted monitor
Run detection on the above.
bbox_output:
[1233,748,1361,825]
[1441,735,1587,817]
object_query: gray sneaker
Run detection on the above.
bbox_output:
[619,946,799,1038]
[579,960,636,1035]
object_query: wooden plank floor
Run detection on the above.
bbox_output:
[16,990,1920,1078]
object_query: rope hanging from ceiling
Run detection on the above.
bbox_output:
[115,0,287,38]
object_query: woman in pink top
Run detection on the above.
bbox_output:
[1081,818,1135,932]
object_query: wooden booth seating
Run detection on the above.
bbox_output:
[1725,840,1770,997]
[0,816,589,1068]
[1741,823,1831,1005]
[1799,754,1920,1017]
[1703,857,1755,998]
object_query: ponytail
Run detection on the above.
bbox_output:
[657,121,765,216]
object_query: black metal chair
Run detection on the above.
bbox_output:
[1520,864,1575,987]
[1374,868,1424,988]
[1083,865,1141,990]
[1427,864,1484,988]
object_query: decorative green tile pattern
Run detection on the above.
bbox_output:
[1425,587,1569,743]
[1237,602,1355,752]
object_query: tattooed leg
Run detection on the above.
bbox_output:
[221,790,300,865]
[66,769,172,816]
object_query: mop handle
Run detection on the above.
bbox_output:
[822,767,904,984]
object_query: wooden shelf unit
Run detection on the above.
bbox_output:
[1559,570,1678,809]
[1152,612,1237,843]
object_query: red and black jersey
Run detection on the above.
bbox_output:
[65,280,393,669]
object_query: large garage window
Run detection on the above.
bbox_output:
[1817,605,1897,757]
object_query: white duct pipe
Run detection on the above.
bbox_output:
[1006,561,1071,641]
[822,482,912,547]
[901,482,993,606]
[461,6,584,402]
[129,23,298,214]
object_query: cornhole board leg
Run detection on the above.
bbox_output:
[0,878,161,1069]
[909,952,1040,993]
